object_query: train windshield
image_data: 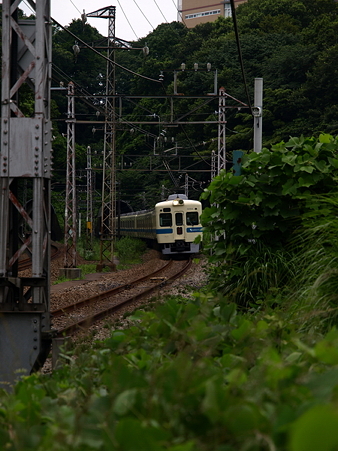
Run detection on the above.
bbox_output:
[160,213,172,227]
[186,212,199,226]
[175,212,183,226]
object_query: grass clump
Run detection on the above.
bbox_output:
[115,237,147,266]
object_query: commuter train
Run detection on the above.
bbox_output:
[119,194,203,255]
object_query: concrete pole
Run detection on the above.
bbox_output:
[253,78,263,153]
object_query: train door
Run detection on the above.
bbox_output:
[175,212,185,240]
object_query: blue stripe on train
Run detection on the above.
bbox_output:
[156,228,173,234]
[187,227,202,233]
[121,227,201,234]
[120,228,157,234]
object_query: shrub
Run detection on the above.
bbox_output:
[115,237,147,264]
[201,134,338,306]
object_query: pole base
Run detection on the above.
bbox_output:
[58,268,82,279]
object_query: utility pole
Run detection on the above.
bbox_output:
[87,7,117,270]
[253,78,263,153]
[0,0,53,387]
[185,173,189,197]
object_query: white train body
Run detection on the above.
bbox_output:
[119,194,203,255]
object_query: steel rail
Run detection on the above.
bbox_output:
[18,244,61,271]
[51,259,173,318]
[55,259,192,338]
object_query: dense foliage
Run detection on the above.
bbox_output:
[200,133,338,305]
[50,0,338,211]
[2,252,338,450]
[2,0,338,209]
[2,0,338,212]
[3,2,338,449]
[2,135,338,449]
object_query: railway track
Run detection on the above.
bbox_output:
[18,244,61,271]
[53,258,192,338]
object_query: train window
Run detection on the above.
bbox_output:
[175,212,183,226]
[186,212,199,226]
[160,213,172,227]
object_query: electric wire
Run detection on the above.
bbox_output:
[51,17,161,84]
[52,64,159,140]
[179,125,211,167]
[230,0,253,114]
[171,0,186,26]
[152,0,169,23]
[132,0,155,31]
[69,0,82,15]
[116,0,139,41]
[53,4,215,180]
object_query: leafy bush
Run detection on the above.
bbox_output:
[200,134,338,306]
[76,237,102,261]
[2,293,338,450]
[115,237,147,265]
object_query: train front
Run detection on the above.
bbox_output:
[155,194,202,255]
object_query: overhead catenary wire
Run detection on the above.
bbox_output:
[170,0,186,26]
[116,0,139,41]
[179,125,211,168]
[51,17,161,84]
[230,0,253,114]
[69,0,82,16]
[52,64,160,140]
[152,0,169,23]
[132,0,155,31]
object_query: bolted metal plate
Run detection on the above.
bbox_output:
[0,313,41,388]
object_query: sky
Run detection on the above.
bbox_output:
[21,0,179,42]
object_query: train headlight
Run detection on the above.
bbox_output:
[173,199,184,206]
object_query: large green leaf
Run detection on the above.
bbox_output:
[289,405,338,451]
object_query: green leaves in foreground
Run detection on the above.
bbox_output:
[290,405,338,451]
[2,293,338,450]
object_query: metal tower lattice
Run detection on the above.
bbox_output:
[211,150,216,180]
[86,146,94,250]
[0,0,53,386]
[87,7,116,268]
[217,87,227,174]
[64,82,77,268]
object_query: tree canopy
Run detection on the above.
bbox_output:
[2,0,338,209]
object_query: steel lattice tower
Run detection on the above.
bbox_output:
[0,0,53,386]
[217,87,227,174]
[87,7,117,268]
[86,146,94,250]
[64,82,77,268]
